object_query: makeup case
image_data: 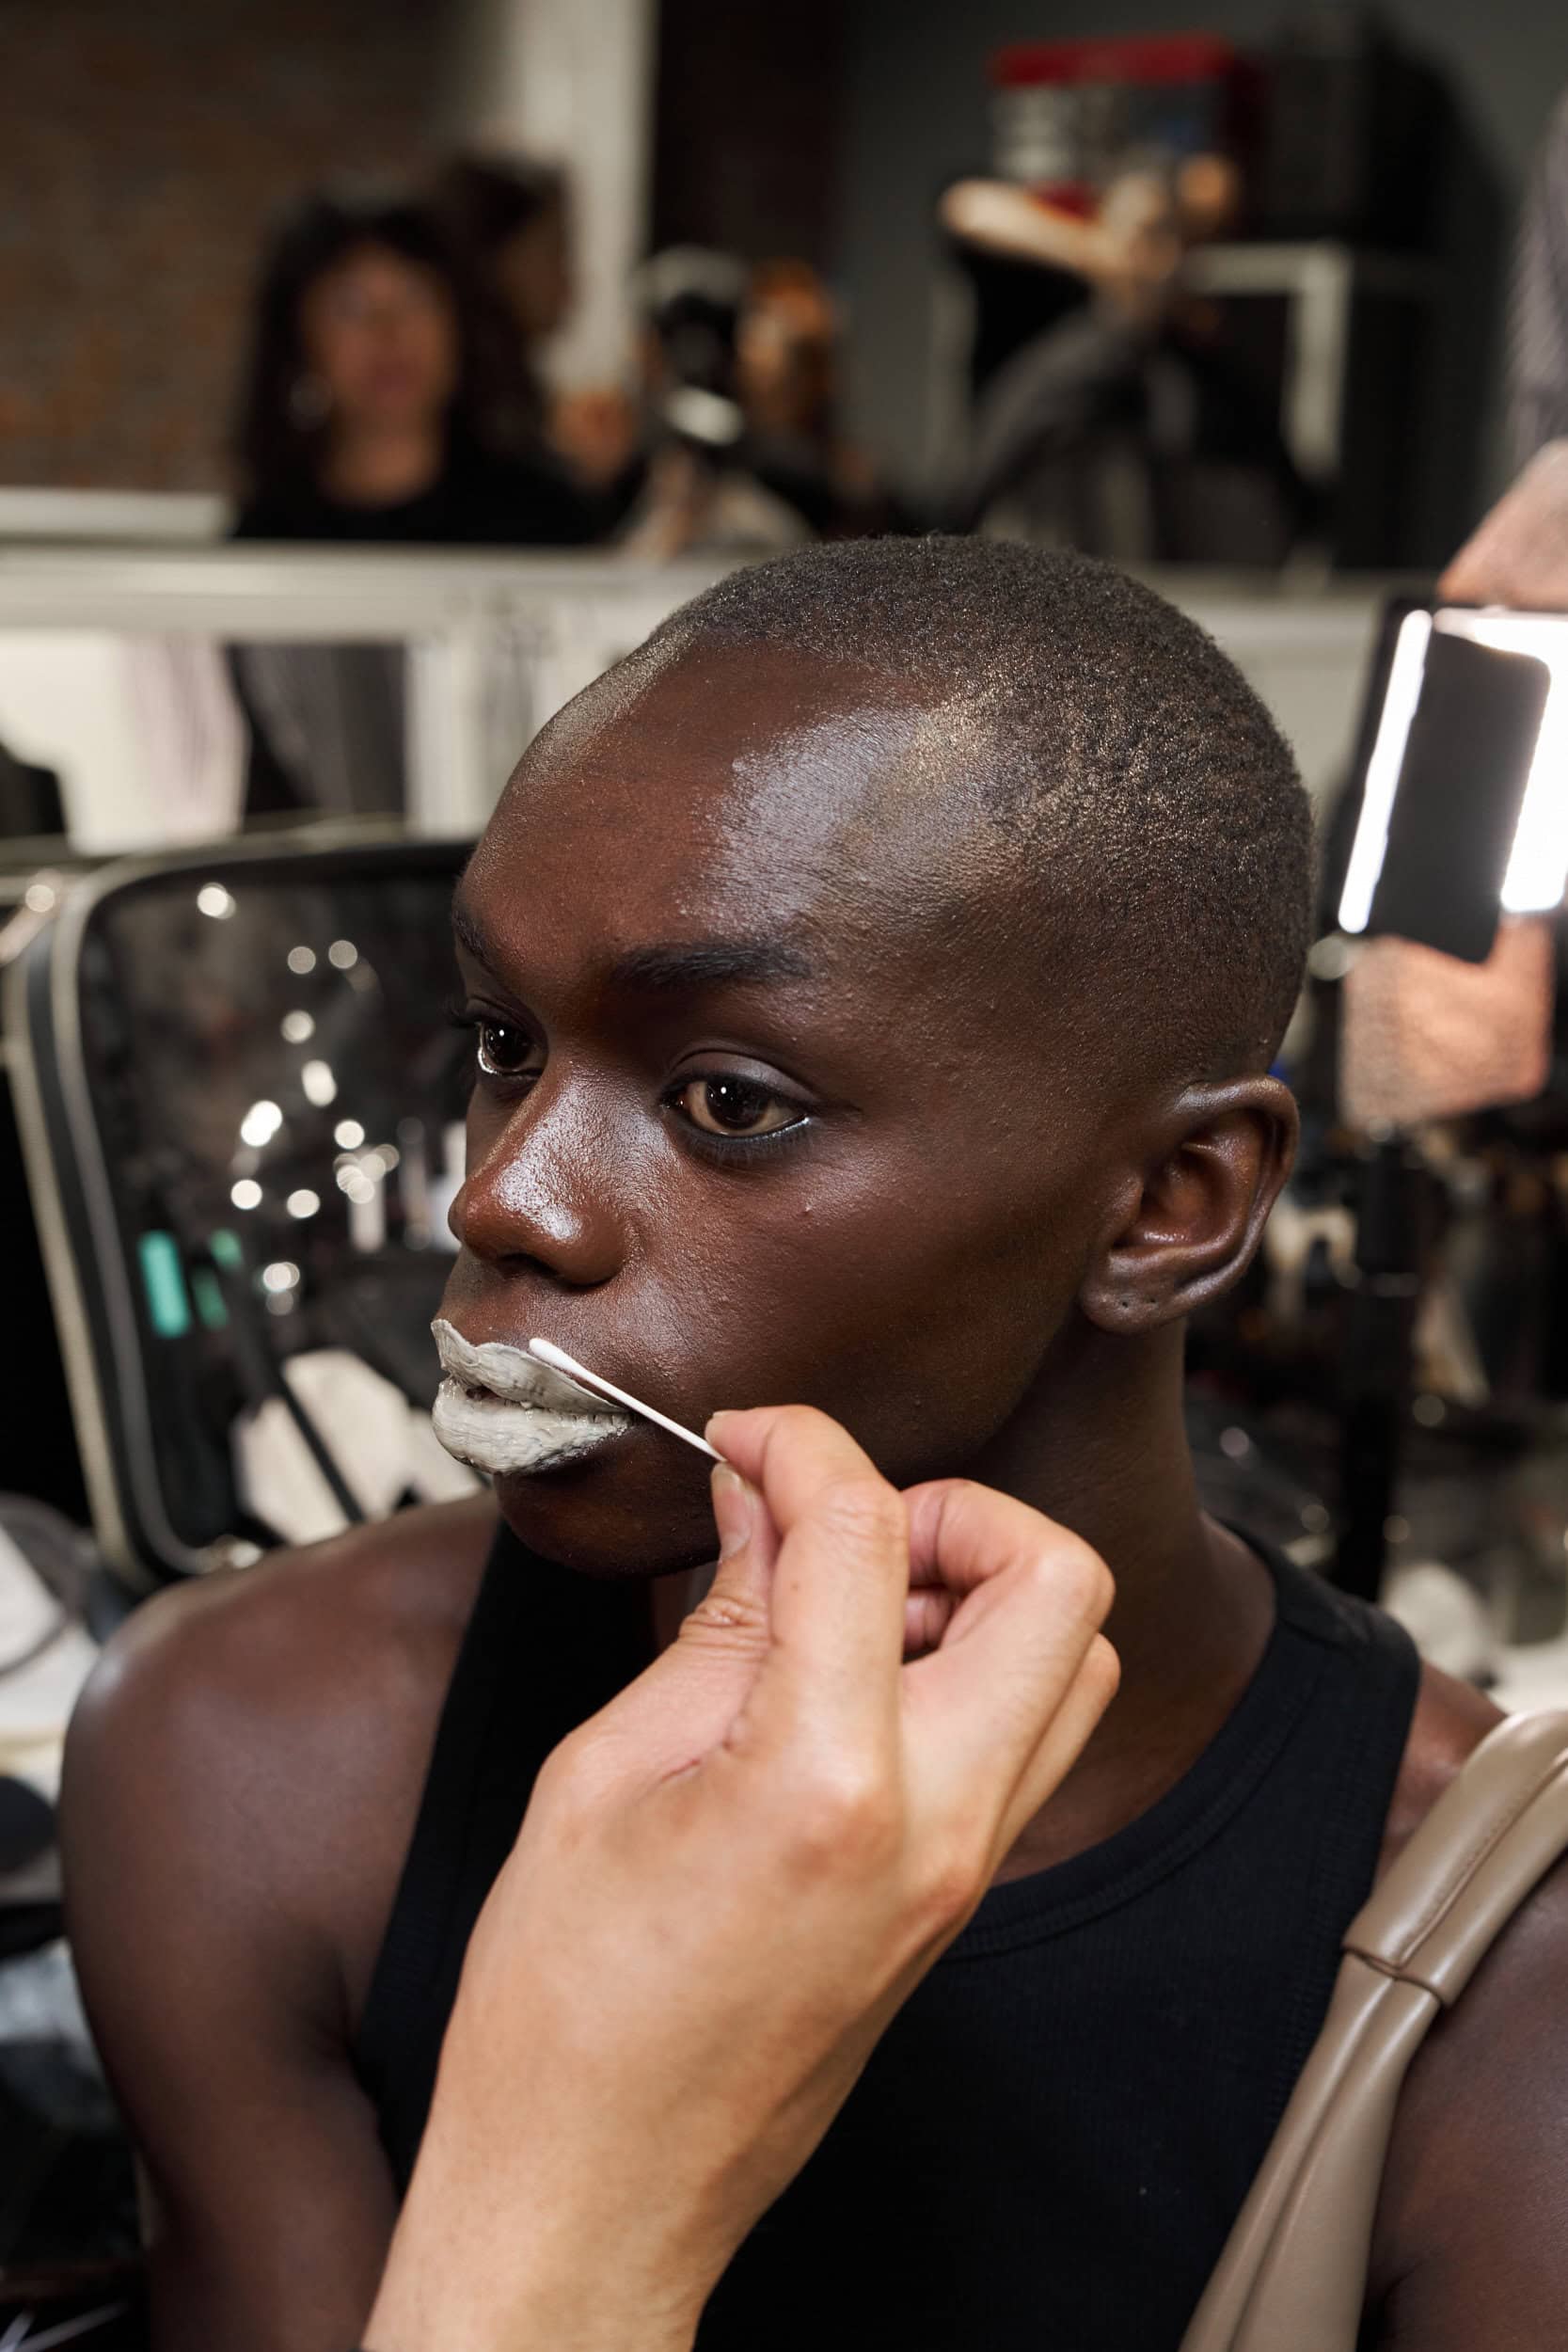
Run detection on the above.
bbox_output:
[5,828,479,1589]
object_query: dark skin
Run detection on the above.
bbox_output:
[62,644,1554,2352]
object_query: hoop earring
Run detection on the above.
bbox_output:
[288,373,330,428]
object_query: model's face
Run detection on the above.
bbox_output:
[299,243,458,435]
[440,647,1136,1577]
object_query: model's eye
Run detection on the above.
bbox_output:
[476,1020,538,1080]
[674,1075,803,1138]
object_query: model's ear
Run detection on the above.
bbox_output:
[1079,1078,1298,1333]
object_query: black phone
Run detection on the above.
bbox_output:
[1338,598,1568,963]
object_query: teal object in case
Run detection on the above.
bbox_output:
[137,1231,192,1339]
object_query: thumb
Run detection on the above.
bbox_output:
[698,1463,781,1627]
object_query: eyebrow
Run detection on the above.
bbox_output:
[608,938,813,993]
[451,895,812,995]
[450,895,493,969]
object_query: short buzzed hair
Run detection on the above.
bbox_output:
[640,538,1313,1085]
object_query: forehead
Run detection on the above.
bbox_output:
[311,243,435,301]
[465,643,1005,963]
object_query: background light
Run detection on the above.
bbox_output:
[1338,610,1432,935]
[1449,613,1568,914]
[240,1099,283,1148]
[1339,607,1568,936]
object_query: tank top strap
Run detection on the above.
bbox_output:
[354,1518,651,2182]
[946,1541,1418,1969]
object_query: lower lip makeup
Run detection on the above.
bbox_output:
[431,1319,634,1476]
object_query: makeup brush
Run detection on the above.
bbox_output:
[528,1338,723,1462]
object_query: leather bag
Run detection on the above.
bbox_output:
[1180,1708,1568,2350]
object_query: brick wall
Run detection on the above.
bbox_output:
[0,0,445,490]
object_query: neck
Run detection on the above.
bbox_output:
[650,1316,1276,1878]
[968,1315,1275,1876]
[321,420,445,507]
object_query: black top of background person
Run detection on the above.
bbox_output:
[230,435,598,546]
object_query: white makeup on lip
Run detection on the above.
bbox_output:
[431,1318,634,1476]
[528,1338,723,1462]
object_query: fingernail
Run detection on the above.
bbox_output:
[710,1463,755,1560]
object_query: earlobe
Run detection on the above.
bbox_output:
[1079,1079,1298,1335]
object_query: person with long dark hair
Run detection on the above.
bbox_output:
[431,154,571,433]
[231,185,600,545]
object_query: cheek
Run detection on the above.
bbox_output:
[413,312,459,389]
[309,321,373,400]
[626,1151,1095,1482]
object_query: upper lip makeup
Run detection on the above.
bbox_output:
[431,1318,635,1476]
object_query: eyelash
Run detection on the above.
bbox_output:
[444,1001,816,1163]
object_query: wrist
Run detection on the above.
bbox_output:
[364,2182,705,2352]
[365,2271,700,2352]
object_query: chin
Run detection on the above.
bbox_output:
[492,1453,717,1581]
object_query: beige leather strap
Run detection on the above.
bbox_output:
[1179,1708,1568,2352]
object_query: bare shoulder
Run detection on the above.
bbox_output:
[63,1492,499,2024]
[1366,1664,1568,2342]
[71,1489,499,1744]
[1376,1658,1501,1870]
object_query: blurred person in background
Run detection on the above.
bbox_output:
[735,262,898,539]
[1509,88,1568,469]
[619,246,807,560]
[433,153,573,431]
[231,186,603,546]
[939,154,1307,561]
[621,250,896,560]
[432,151,639,497]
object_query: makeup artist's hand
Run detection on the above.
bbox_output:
[1439,438,1568,610]
[363,1406,1117,2352]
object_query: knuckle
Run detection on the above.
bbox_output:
[792,1756,899,1868]
[753,1402,846,1467]
[678,1587,770,1653]
[810,1473,904,1557]
[914,1840,988,1938]
[768,1402,839,1445]
[1083,1632,1123,1705]
[1044,1537,1116,1628]
[532,1729,579,1792]
[531,1725,598,1814]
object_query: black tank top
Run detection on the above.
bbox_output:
[355,1525,1418,2351]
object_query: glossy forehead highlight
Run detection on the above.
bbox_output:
[485,639,1011,900]
[460,645,1051,1047]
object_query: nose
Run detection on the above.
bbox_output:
[451,1091,628,1290]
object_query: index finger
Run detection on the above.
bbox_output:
[900,1476,1116,1815]
[705,1405,908,1753]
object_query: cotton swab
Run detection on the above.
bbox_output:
[528,1337,723,1462]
